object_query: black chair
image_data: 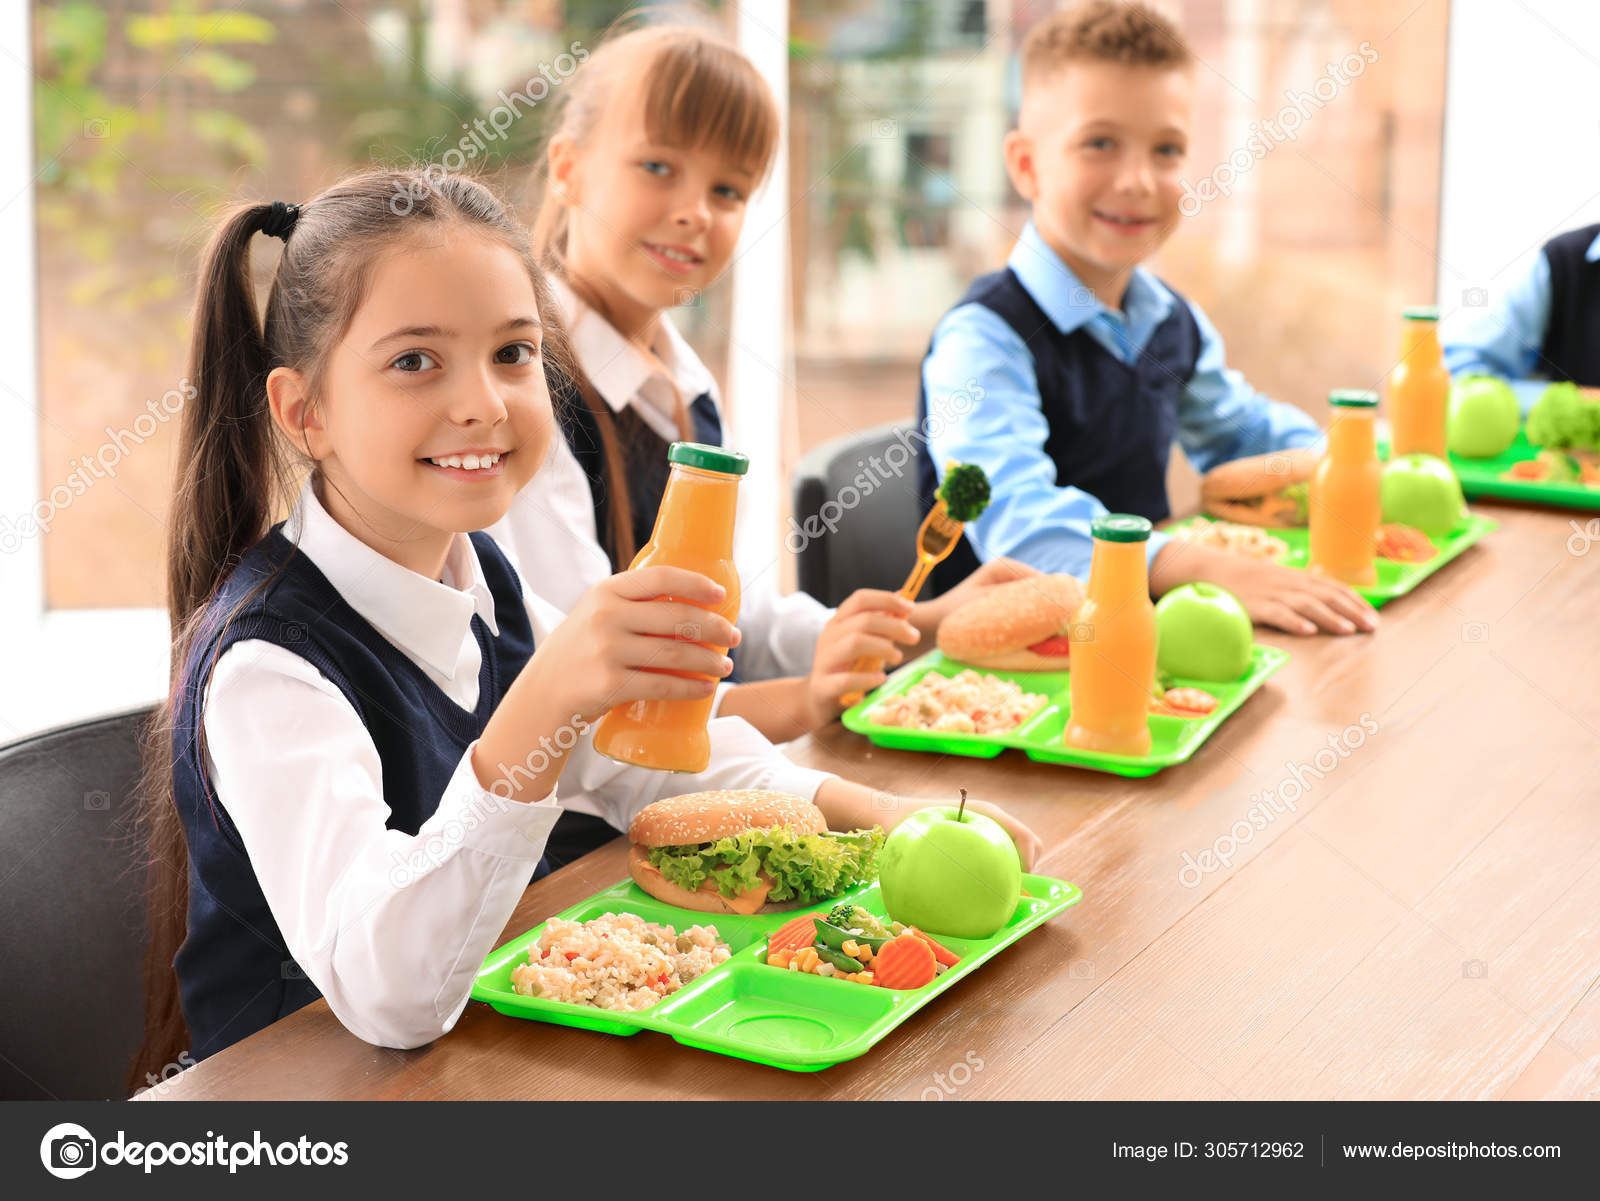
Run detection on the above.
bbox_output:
[0,707,154,1099]
[791,420,926,607]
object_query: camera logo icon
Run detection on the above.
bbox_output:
[674,622,702,642]
[673,287,700,308]
[1461,286,1488,307]
[1264,453,1291,476]
[83,118,110,139]
[1069,622,1095,642]
[41,1123,97,1179]
[84,790,111,811]
[870,118,898,139]
[1460,621,1489,644]
[1462,959,1488,979]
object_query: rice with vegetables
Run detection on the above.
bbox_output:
[1171,519,1288,561]
[869,669,1047,735]
[509,913,730,1012]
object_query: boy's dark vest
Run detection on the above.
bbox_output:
[916,267,1202,596]
[559,387,723,573]
[1539,223,1600,386]
[171,526,545,1062]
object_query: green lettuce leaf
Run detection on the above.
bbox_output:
[647,826,884,903]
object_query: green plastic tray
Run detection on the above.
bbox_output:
[1379,433,1600,510]
[1168,512,1498,607]
[472,873,1082,1071]
[840,646,1287,778]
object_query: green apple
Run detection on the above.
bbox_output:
[1448,375,1520,458]
[1155,582,1255,682]
[1381,454,1466,536]
[877,804,1022,939]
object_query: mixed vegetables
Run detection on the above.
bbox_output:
[766,903,960,990]
[1147,671,1219,719]
[1499,448,1600,487]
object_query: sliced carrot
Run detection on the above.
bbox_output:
[908,927,960,968]
[768,912,822,958]
[1504,459,1549,481]
[872,933,938,989]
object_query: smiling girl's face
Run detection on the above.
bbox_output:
[553,80,759,338]
[269,228,552,574]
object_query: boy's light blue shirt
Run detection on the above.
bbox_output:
[1440,229,1600,413]
[924,221,1323,579]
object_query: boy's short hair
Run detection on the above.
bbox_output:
[1021,1,1192,89]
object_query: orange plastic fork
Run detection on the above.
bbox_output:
[838,498,965,708]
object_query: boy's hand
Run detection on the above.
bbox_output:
[534,566,741,721]
[805,589,921,725]
[1153,542,1377,636]
[908,556,1042,637]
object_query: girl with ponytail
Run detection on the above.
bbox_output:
[132,168,1008,1087]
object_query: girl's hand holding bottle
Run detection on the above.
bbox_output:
[471,566,738,798]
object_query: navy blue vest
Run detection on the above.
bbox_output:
[171,525,544,1061]
[1540,223,1600,386]
[916,267,1202,595]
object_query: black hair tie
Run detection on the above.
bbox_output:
[260,200,301,242]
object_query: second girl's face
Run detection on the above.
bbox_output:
[306,229,553,567]
[560,88,760,323]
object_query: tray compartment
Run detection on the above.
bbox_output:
[472,893,769,1035]
[652,962,900,1066]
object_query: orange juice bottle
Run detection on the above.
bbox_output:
[1309,390,1381,587]
[1065,514,1157,758]
[1388,306,1448,459]
[592,442,747,773]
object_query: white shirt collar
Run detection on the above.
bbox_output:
[550,276,718,426]
[283,479,500,683]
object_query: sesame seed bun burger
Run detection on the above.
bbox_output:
[626,790,884,916]
[936,574,1087,671]
[1200,449,1318,527]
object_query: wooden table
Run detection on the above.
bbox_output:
[146,502,1600,1100]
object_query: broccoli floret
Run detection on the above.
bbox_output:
[826,901,856,929]
[937,461,992,524]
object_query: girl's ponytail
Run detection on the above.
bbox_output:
[168,203,295,634]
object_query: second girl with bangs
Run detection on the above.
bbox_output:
[492,20,1037,868]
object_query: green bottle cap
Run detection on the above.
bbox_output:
[1092,513,1153,543]
[1403,305,1440,321]
[1328,389,1379,408]
[667,442,749,476]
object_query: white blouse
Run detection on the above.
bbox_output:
[487,279,834,690]
[201,481,833,1051]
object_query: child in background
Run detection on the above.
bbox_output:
[492,22,1032,741]
[130,169,1039,1088]
[1442,222,1600,402]
[918,0,1378,637]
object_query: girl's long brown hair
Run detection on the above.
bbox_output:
[127,169,573,1093]
[529,19,779,567]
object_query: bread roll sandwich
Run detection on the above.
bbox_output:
[1199,449,1318,527]
[935,574,1087,672]
[627,790,883,915]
